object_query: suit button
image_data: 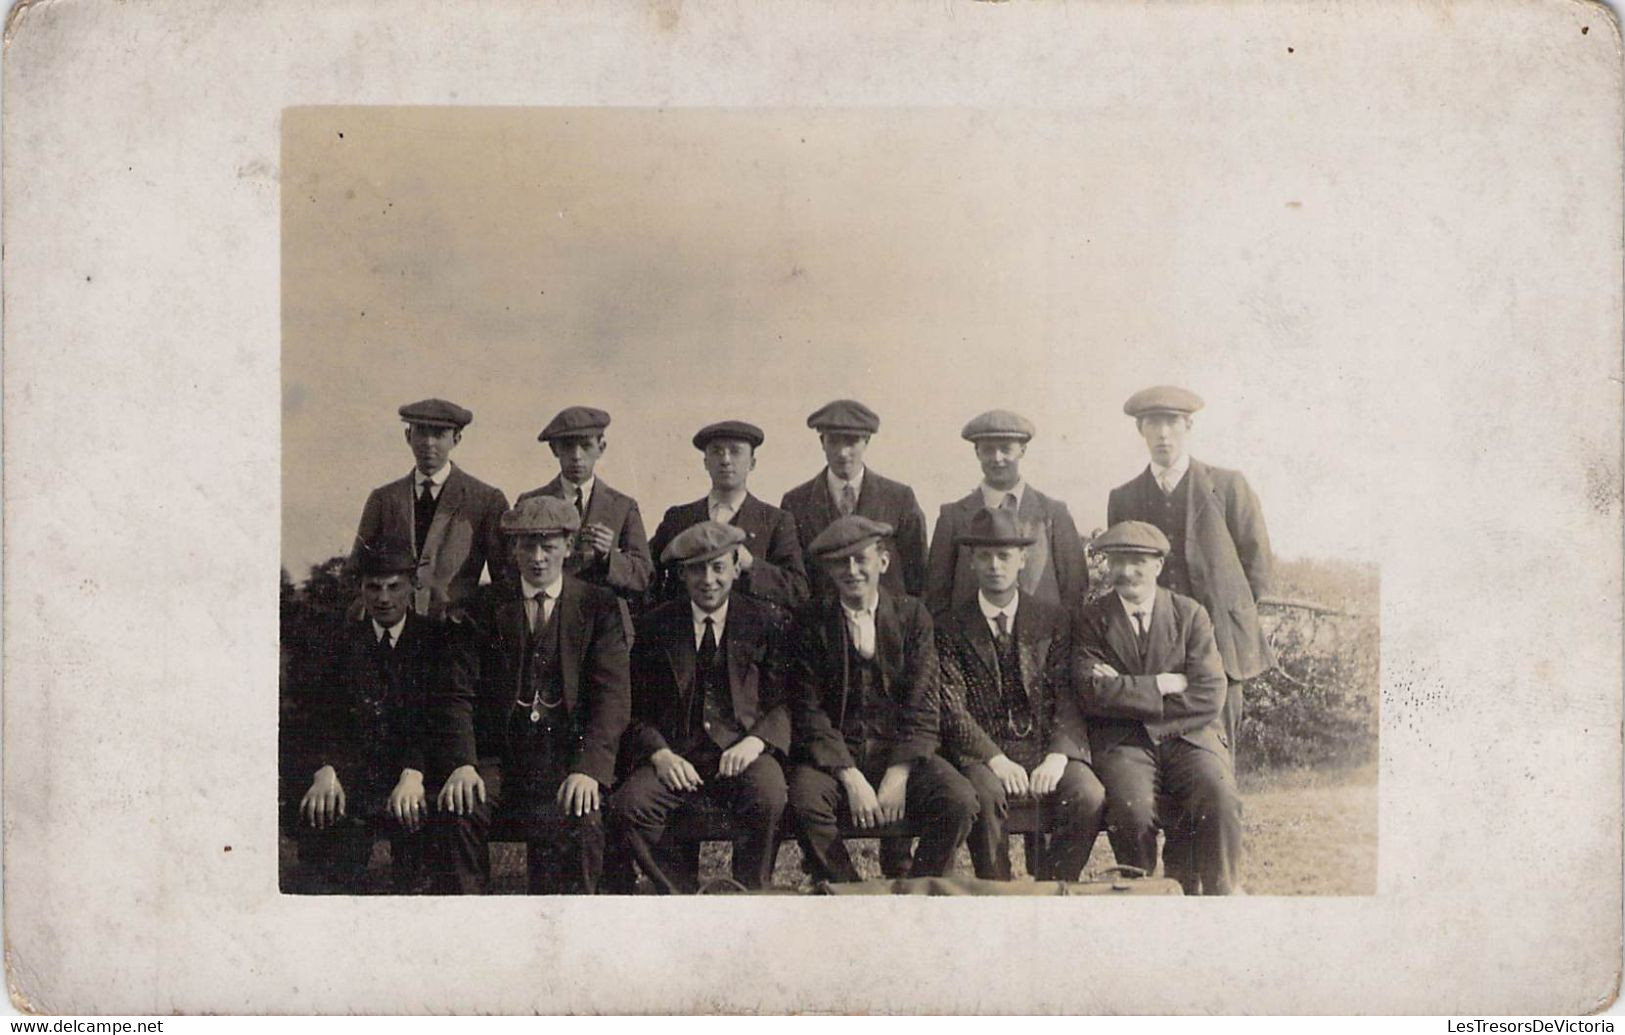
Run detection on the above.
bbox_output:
[703,721,712,729]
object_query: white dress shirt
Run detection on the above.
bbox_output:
[372,615,407,647]
[561,474,596,517]
[977,591,1020,640]
[413,462,453,499]
[1150,453,1191,495]
[708,488,748,524]
[523,576,563,632]
[979,479,1026,512]
[691,599,730,651]
[1116,590,1156,636]
[841,594,879,659]
[827,466,867,513]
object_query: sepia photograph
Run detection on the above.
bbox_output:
[279,106,1379,898]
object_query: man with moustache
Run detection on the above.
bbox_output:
[648,420,808,614]
[435,496,631,895]
[350,398,511,619]
[786,515,978,883]
[287,535,462,893]
[925,410,1089,620]
[936,508,1106,882]
[780,399,929,601]
[606,522,791,893]
[1106,385,1274,755]
[516,406,654,612]
[1074,521,1241,896]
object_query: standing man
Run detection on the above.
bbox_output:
[1074,521,1241,896]
[436,497,631,895]
[350,398,511,619]
[648,420,808,613]
[780,399,929,601]
[925,410,1089,619]
[786,515,978,883]
[287,535,463,893]
[516,406,654,611]
[936,508,1106,882]
[607,522,791,893]
[1106,385,1274,752]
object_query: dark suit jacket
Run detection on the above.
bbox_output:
[1073,587,1229,758]
[648,494,809,612]
[625,595,792,761]
[1107,459,1275,681]
[789,590,941,771]
[351,465,511,618]
[516,476,654,602]
[936,591,1090,767]
[925,485,1089,619]
[780,467,929,599]
[291,611,463,797]
[449,575,631,786]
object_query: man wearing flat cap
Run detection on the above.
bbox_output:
[435,496,631,894]
[785,515,978,883]
[1107,385,1274,756]
[648,420,809,614]
[925,410,1089,619]
[780,399,930,602]
[606,521,791,893]
[350,398,511,619]
[285,535,466,892]
[936,508,1106,882]
[516,406,654,612]
[1074,521,1241,895]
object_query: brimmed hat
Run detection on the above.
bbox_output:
[808,515,894,561]
[355,535,418,576]
[807,399,880,435]
[661,521,749,567]
[956,507,1036,547]
[398,398,473,429]
[1123,385,1204,419]
[961,409,1035,442]
[692,420,765,450]
[1091,520,1171,557]
[539,406,611,442]
[500,496,582,537]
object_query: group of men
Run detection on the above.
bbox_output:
[286,387,1274,896]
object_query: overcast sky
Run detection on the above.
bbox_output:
[282,106,1390,579]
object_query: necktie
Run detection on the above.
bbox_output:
[1000,493,1017,513]
[414,480,437,551]
[1158,471,1177,496]
[700,616,718,665]
[993,611,1011,646]
[527,593,555,634]
[838,482,857,516]
[1133,611,1150,661]
[573,487,585,520]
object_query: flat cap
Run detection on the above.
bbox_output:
[499,496,582,537]
[1092,520,1171,557]
[692,420,765,450]
[398,398,473,429]
[807,399,880,435]
[661,520,749,567]
[957,507,1036,547]
[808,514,895,562]
[355,534,418,576]
[1123,385,1204,419]
[539,406,611,442]
[961,409,1036,442]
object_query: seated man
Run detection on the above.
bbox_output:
[786,515,978,883]
[436,497,631,894]
[287,535,460,893]
[937,508,1106,882]
[607,522,791,893]
[1074,521,1242,896]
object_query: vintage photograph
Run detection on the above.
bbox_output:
[279,106,1379,898]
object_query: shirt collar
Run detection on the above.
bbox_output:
[414,463,453,488]
[372,615,408,644]
[523,576,564,602]
[826,465,866,499]
[840,592,880,619]
[979,480,1026,510]
[691,598,730,634]
[1150,453,1190,487]
[560,474,596,503]
[708,488,748,513]
[1115,590,1156,623]
[977,591,1020,625]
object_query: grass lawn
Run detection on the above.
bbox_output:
[281,762,1375,896]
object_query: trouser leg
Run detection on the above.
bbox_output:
[1223,678,1245,763]
[787,765,859,883]
[607,764,694,894]
[1094,739,1161,875]
[1042,760,1107,882]
[522,796,604,895]
[959,762,1012,880]
[1162,739,1243,895]
[712,754,788,890]
[290,814,374,893]
[903,755,978,878]
[878,837,915,879]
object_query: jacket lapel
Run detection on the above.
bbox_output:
[1013,600,1047,710]
[557,579,584,712]
[874,591,905,692]
[1103,596,1144,674]
[959,600,1000,687]
[724,598,759,715]
[499,596,529,703]
[663,605,698,709]
[1144,589,1180,675]
[421,467,466,563]
[810,471,839,529]
[1184,459,1215,547]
